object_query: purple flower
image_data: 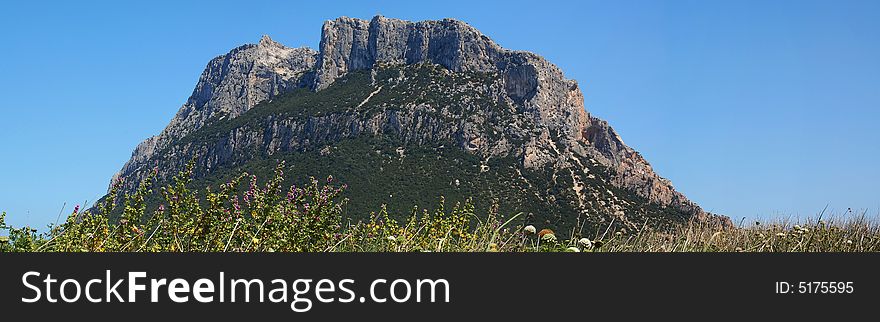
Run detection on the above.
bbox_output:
[73,205,80,214]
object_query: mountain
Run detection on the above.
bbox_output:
[108,16,731,233]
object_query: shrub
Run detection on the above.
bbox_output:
[1,164,877,253]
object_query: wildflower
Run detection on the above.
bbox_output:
[566,246,580,252]
[158,204,165,212]
[0,236,8,243]
[488,243,498,252]
[758,233,766,239]
[578,238,593,249]
[73,205,80,214]
[540,233,557,243]
[252,237,260,244]
[523,225,536,235]
[387,236,397,242]
[538,228,554,238]
[846,240,853,245]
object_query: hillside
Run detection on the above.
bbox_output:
[106,16,731,234]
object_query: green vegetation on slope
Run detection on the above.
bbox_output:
[2,166,878,252]
[119,63,695,236]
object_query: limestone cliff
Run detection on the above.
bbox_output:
[110,16,730,230]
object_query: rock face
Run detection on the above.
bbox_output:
[312,16,586,142]
[112,36,317,184]
[313,16,501,90]
[111,15,730,229]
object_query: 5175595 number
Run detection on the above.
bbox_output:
[775,281,853,294]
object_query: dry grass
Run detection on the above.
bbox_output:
[1,163,876,252]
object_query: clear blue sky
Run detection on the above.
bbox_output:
[1,0,878,229]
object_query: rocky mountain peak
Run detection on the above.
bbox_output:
[311,16,588,147]
[313,15,502,90]
[108,16,731,230]
[111,35,318,187]
[258,34,278,47]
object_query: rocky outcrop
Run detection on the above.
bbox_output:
[312,16,588,142]
[110,15,730,228]
[582,117,705,220]
[313,16,502,90]
[113,36,317,184]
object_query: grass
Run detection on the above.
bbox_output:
[1,164,877,252]
[581,214,879,252]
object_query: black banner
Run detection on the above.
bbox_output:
[0,253,875,319]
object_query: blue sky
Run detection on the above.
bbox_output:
[1,0,878,228]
